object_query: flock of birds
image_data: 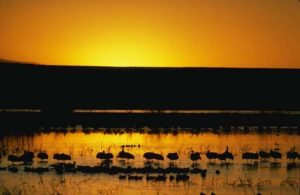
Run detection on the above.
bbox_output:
[95,146,300,165]
[0,145,298,195]
[2,146,300,166]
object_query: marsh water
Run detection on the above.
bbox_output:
[0,129,299,195]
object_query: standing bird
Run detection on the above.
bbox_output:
[242,152,259,164]
[37,152,48,162]
[258,151,270,162]
[143,152,164,162]
[96,150,114,161]
[7,155,21,165]
[53,153,60,162]
[20,151,34,164]
[53,153,71,162]
[206,150,219,163]
[270,150,282,163]
[190,150,201,164]
[219,146,234,163]
[287,151,298,163]
[167,152,179,161]
[60,153,71,162]
[117,147,134,160]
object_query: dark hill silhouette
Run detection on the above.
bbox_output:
[0,63,300,129]
[1,63,300,111]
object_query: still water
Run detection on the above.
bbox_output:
[0,130,299,195]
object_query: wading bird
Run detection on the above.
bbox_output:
[270,150,282,163]
[96,150,114,161]
[37,151,48,162]
[258,151,269,162]
[117,147,134,161]
[167,152,179,161]
[190,150,201,164]
[143,152,164,162]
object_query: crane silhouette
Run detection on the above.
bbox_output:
[189,150,201,164]
[117,146,134,160]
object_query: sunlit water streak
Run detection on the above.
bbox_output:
[74,109,300,115]
[0,131,299,194]
[1,109,300,115]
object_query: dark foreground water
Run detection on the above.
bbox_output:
[0,130,299,195]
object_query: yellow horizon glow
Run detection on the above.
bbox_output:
[1,0,300,68]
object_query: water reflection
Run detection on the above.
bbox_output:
[0,132,299,161]
[0,131,299,194]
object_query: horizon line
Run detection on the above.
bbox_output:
[1,62,300,70]
[1,58,300,70]
[2,109,300,115]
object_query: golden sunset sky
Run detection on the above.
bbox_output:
[0,0,300,68]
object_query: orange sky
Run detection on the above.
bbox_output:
[0,0,300,68]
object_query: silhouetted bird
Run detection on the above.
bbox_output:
[258,151,270,161]
[143,152,164,161]
[117,147,134,160]
[287,151,298,163]
[206,151,219,163]
[96,151,114,160]
[270,150,282,163]
[53,153,60,162]
[190,151,201,164]
[7,155,21,165]
[37,152,48,162]
[167,153,179,161]
[60,153,71,161]
[53,153,71,162]
[20,151,34,164]
[223,152,234,161]
[219,146,234,163]
[242,152,259,164]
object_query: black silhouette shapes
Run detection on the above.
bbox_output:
[37,152,48,162]
[258,151,270,162]
[242,152,259,164]
[53,153,71,162]
[167,152,179,161]
[96,151,114,161]
[270,150,282,163]
[117,147,134,160]
[190,150,201,164]
[143,152,164,162]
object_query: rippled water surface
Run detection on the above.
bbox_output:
[0,131,299,194]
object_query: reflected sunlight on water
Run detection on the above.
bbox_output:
[0,131,299,194]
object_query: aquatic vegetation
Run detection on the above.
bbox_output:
[0,131,299,194]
